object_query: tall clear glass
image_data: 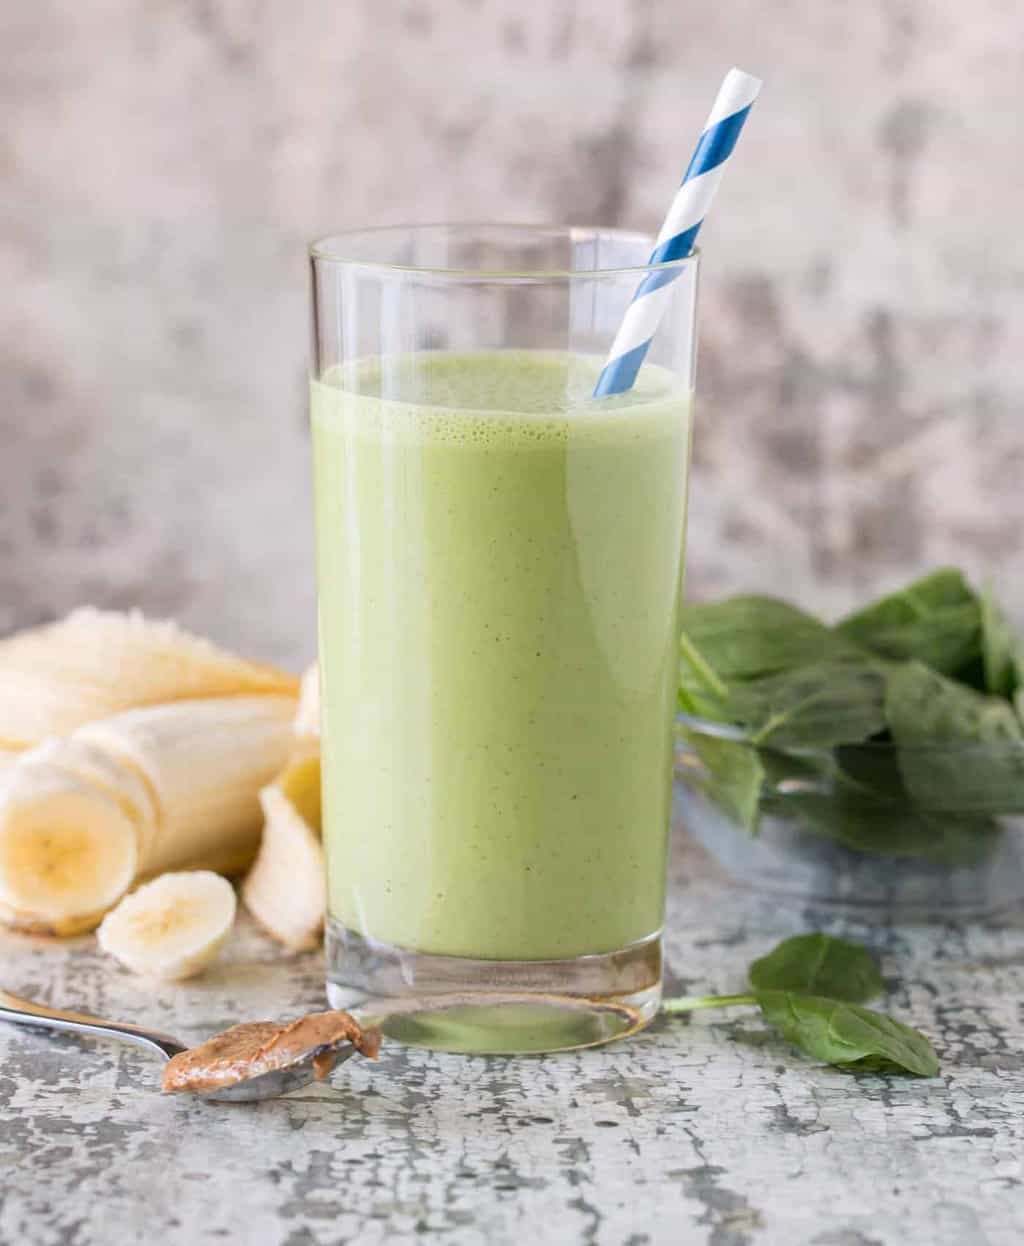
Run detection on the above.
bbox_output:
[309,225,698,1053]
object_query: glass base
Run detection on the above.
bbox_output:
[325,920,662,1054]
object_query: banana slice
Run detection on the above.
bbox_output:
[242,755,325,950]
[0,763,138,926]
[97,870,237,981]
[29,736,160,865]
[0,608,299,747]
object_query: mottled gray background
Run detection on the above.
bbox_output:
[3,0,1022,667]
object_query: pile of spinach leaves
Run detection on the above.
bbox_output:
[678,569,1024,861]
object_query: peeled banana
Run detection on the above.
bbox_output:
[98,870,237,980]
[242,754,325,950]
[78,695,296,875]
[0,695,296,933]
[0,608,298,748]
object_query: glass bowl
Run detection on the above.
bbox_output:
[673,714,1024,919]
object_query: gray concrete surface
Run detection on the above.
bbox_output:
[3,1,1024,665]
[2,832,1022,1246]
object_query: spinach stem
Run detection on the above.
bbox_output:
[661,993,757,1014]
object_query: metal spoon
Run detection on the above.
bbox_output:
[0,987,354,1102]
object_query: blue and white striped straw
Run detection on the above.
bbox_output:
[594,67,762,397]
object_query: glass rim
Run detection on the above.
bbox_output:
[309,221,700,279]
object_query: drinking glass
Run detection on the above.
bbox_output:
[309,224,698,1053]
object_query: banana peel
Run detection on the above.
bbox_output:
[243,753,325,951]
[0,608,298,748]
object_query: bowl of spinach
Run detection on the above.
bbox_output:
[674,569,1024,917]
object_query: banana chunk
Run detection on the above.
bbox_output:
[98,871,237,981]
[0,609,298,747]
[0,762,138,926]
[0,695,295,934]
[243,755,325,951]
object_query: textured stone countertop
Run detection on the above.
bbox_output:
[2,832,1022,1246]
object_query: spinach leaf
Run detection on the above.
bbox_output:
[766,746,999,863]
[836,569,981,675]
[886,661,1022,744]
[839,567,975,620]
[755,990,940,1077]
[678,631,730,720]
[680,596,850,683]
[951,654,987,694]
[748,934,882,1002]
[980,584,1018,699]
[768,785,1001,864]
[680,729,765,833]
[841,602,981,675]
[758,745,835,794]
[663,933,940,1078]
[832,743,905,801]
[724,659,887,748]
[886,662,1024,813]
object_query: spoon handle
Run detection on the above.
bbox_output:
[0,987,186,1060]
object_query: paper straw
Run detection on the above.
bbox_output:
[594,67,762,397]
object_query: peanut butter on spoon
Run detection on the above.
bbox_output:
[161,1010,380,1095]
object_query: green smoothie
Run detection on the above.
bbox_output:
[312,350,691,960]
